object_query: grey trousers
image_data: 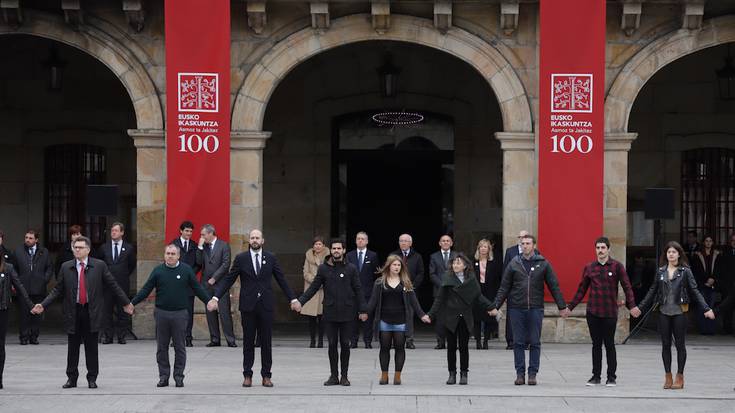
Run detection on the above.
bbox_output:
[206,282,235,344]
[155,308,188,381]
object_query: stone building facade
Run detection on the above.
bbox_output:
[1,0,734,342]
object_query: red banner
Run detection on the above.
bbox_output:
[538,0,605,298]
[164,0,230,242]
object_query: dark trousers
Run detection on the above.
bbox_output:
[505,310,514,346]
[241,300,273,378]
[155,308,188,381]
[586,313,617,380]
[696,287,716,335]
[658,313,687,374]
[0,309,7,380]
[67,304,99,382]
[445,320,470,373]
[379,331,406,372]
[103,290,130,340]
[722,288,734,333]
[206,282,235,344]
[435,295,445,344]
[352,311,373,345]
[18,294,44,340]
[186,296,194,341]
[308,315,324,344]
[509,307,543,375]
[325,320,353,377]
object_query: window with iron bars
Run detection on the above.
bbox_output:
[681,148,735,246]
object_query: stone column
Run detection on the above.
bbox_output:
[128,128,166,338]
[495,132,537,250]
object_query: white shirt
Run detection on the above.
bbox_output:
[112,239,123,255]
[180,237,190,252]
[250,248,262,272]
[28,245,37,255]
[76,258,89,303]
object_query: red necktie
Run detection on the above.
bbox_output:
[78,262,87,305]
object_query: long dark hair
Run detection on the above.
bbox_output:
[450,253,475,278]
[659,241,689,268]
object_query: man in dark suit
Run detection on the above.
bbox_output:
[297,239,367,386]
[55,225,82,275]
[207,229,298,387]
[683,230,700,264]
[15,229,53,345]
[96,222,136,344]
[391,233,424,349]
[197,224,235,347]
[429,234,457,350]
[0,230,17,270]
[171,220,200,347]
[346,231,379,349]
[32,236,133,389]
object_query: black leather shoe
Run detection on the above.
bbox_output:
[30,338,39,345]
[350,342,358,349]
[102,337,113,345]
[88,380,98,389]
[186,339,193,347]
[175,379,184,388]
[406,341,415,349]
[118,338,127,345]
[227,342,237,348]
[365,342,372,349]
[446,372,457,385]
[459,372,468,385]
[62,379,77,389]
[434,343,445,350]
[20,339,28,345]
[323,376,339,386]
[340,376,351,386]
[157,379,169,387]
[205,342,221,347]
[505,344,513,350]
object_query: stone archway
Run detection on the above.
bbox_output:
[229,14,534,251]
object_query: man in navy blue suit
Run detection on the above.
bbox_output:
[207,229,299,388]
[346,231,379,349]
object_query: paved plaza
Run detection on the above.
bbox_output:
[0,332,734,412]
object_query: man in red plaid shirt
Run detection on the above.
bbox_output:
[561,236,639,387]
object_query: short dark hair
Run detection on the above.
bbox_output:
[179,221,194,231]
[111,222,125,232]
[68,224,83,237]
[26,229,39,239]
[687,230,697,236]
[521,234,536,244]
[73,236,92,248]
[329,238,345,249]
[595,236,610,248]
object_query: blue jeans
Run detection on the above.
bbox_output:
[508,308,543,375]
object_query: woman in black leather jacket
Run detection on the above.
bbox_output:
[0,253,33,389]
[632,241,715,391]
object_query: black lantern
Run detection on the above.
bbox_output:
[377,53,401,98]
[43,46,66,91]
[716,45,735,101]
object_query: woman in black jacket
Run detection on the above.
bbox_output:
[427,253,494,385]
[0,253,33,388]
[632,241,715,390]
[473,239,502,349]
[366,255,429,385]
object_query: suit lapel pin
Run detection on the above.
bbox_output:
[608,272,613,277]
[340,273,344,278]
[0,273,4,278]
[176,275,181,279]
[122,248,126,252]
[262,260,266,264]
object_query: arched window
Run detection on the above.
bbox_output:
[681,148,735,245]
[44,144,107,250]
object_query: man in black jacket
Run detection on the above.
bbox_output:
[96,222,136,344]
[207,229,298,388]
[490,234,565,386]
[429,234,457,350]
[15,230,53,345]
[170,220,200,347]
[391,233,424,349]
[32,236,133,389]
[345,231,379,349]
[298,239,368,386]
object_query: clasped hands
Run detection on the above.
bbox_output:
[31,302,135,315]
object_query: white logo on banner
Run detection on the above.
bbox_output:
[178,73,218,112]
[551,74,593,113]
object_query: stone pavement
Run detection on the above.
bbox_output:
[1,333,733,413]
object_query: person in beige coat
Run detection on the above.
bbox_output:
[302,236,329,348]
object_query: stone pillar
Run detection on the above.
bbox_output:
[128,128,166,338]
[495,132,537,250]
[230,131,271,251]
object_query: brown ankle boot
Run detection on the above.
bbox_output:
[663,373,673,389]
[671,373,684,389]
[393,371,402,385]
[379,371,389,385]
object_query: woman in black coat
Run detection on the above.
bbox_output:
[427,253,494,385]
[0,253,33,388]
[366,255,429,385]
[473,238,502,349]
[632,241,715,390]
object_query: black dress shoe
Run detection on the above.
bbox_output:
[350,342,358,349]
[0,381,3,389]
[446,372,457,385]
[30,338,39,345]
[323,376,339,386]
[118,338,127,344]
[157,379,169,387]
[340,376,351,386]
[205,342,221,347]
[459,371,468,385]
[20,339,28,345]
[175,379,184,388]
[102,337,113,345]
[227,342,237,348]
[88,381,98,389]
[405,341,415,349]
[434,343,445,350]
[62,379,77,389]
[365,342,372,349]
[186,339,193,347]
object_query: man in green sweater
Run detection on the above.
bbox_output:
[131,244,212,388]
